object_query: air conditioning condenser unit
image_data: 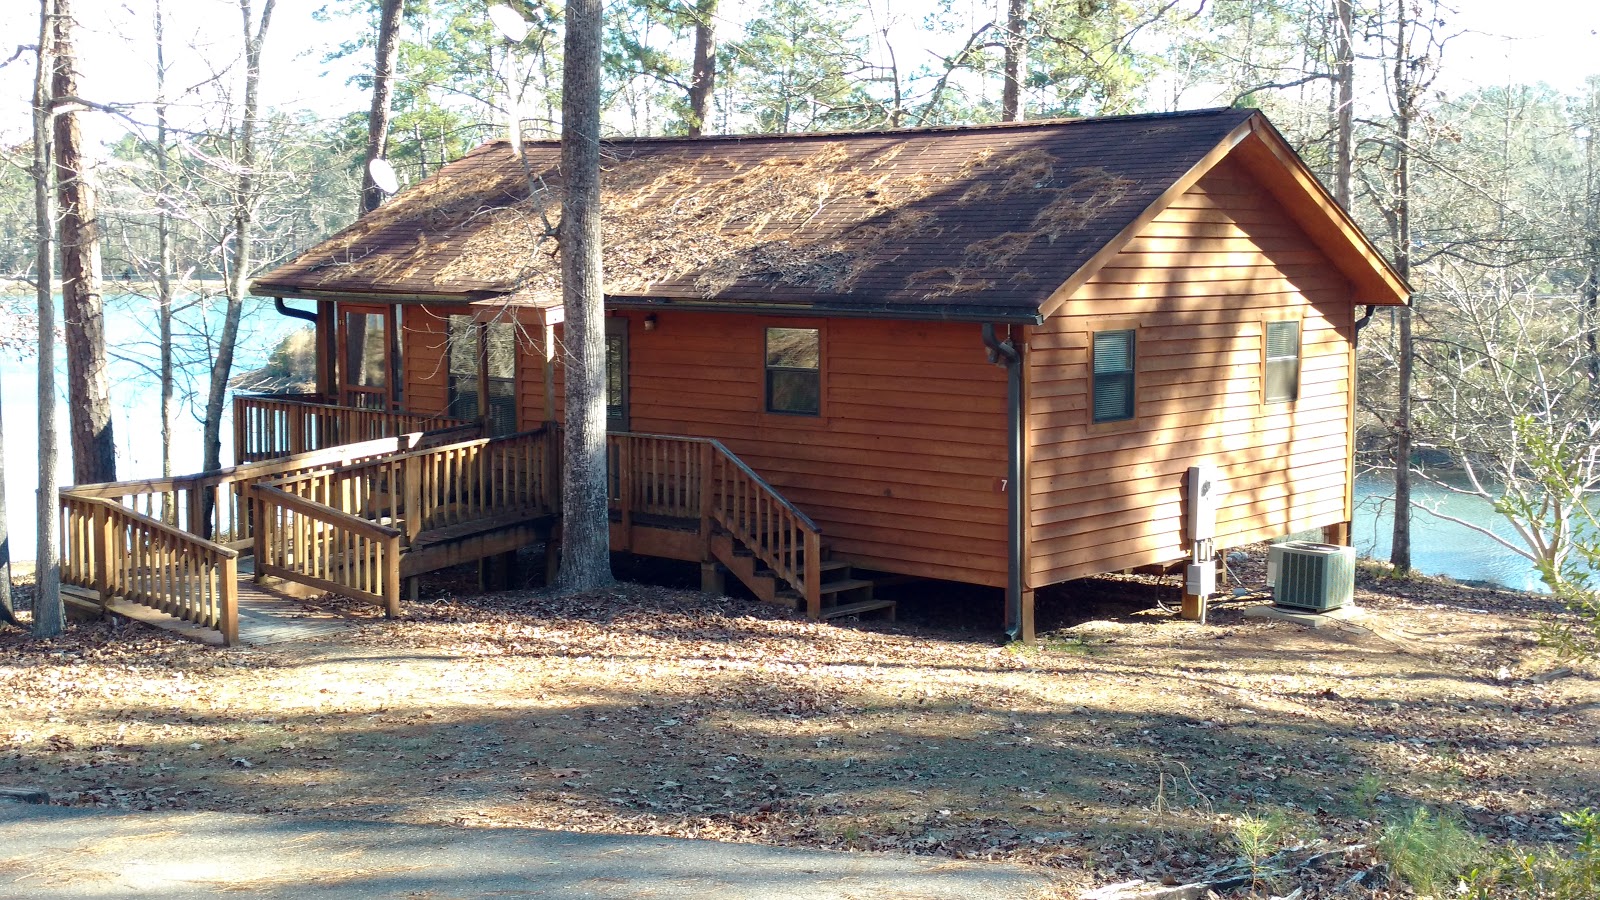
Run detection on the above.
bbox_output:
[1267,541,1355,612]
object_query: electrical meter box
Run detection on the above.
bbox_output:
[1186,463,1221,542]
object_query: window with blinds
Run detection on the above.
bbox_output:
[1091,329,1136,423]
[1265,320,1300,404]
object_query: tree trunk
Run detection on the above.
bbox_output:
[685,0,716,136]
[1334,0,1353,210]
[0,370,17,631]
[202,0,275,475]
[556,0,613,593]
[54,0,115,486]
[155,0,175,477]
[1582,81,1600,406]
[360,0,404,215]
[33,0,63,638]
[1389,0,1414,574]
[1001,0,1026,122]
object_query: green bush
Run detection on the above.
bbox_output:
[1378,807,1485,896]
[1468,809,1600,899]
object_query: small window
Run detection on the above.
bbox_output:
[1091,329,1136,423]
[765,327,821,416]
[606,331,627,425]
[1265,320,1300,404]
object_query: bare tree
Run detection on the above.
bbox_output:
[155,0,177,476]
[557,0,613,592]
[685,0,717,135]
[32,0,63,637]
[54,0,115,486]
[360,0,405,214]
[1001,0,1025,121]
[1334,0,1354,209]
[201,0,277,475]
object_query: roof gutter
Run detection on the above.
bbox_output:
[273,297,318,323]
[610,297,1045,326]
[982,323,1025,643]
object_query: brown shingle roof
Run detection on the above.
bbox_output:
[254,108,1263,321]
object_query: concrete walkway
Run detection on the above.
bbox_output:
[0,803,1057,899]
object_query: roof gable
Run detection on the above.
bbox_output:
[252,108,1407,321]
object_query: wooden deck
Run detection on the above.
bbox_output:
[65,557,354,647]
[57,403,896,649]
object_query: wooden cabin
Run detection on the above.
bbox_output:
[236,108,1407,642]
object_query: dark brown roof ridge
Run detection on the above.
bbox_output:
[501,106,1249,148]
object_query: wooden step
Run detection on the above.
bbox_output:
[819,599,897,621]
[755,559,850,579]
[816,577,874,595]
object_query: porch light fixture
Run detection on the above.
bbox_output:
[643,313,658,331]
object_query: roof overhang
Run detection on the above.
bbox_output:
[1037,111,1410,320]
[252,285,1044,327]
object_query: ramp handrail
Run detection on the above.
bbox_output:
[60,495,239,645]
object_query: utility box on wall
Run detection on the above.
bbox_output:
[1186,463,1221,543]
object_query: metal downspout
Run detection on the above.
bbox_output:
[982,323,1024,642]
[273,297,318,323]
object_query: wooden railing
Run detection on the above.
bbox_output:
[608,433,823,618]
[60,429,478,551]
[234,392,473,463]
[251,429,558,610]
[61,495,239,645]
[251,484,404,615]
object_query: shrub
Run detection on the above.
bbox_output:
[1378,807,1485,896]
[1468,809,1600,899]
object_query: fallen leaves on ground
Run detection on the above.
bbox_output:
[0,549,1595,898]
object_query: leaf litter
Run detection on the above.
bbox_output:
[0,552,1595,898]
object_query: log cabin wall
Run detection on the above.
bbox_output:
[1025,157,1358,588]
[503,311,1012,586]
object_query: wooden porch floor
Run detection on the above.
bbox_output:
[66,557,355,648]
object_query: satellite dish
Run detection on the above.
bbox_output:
[368,158,399,195]
[487,5,531,42]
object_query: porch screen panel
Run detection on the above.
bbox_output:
[447,315,479,420]
[345,313,387,388]
[485,321,517,436]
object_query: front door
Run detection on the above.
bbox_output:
[341,305,392,409]
[606,318,628,431]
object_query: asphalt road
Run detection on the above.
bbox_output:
[0,801,1056,899]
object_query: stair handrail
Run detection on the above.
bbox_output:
[702,437,823,618]
[251,481,404,616]
[703,438,820,533]
[60,495,240,645]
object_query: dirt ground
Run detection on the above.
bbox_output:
[1,548,1595,897]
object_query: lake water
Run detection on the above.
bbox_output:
[1,293,299,560]
[1350,473,1550,592]
[0,297,1553,590]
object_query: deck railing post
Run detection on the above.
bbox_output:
[233,398,249,464]
[252,491,270,581]
[618,436,633,551]
[803,531,821,621]
[220,553,239,646]
[698,441,713,558]
[92,501,111,606]
[403,454,422,543]
[288,407,305,456]
[384,533,402,618]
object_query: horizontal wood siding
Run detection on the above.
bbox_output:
[401,305,453,416]
[606,312,1008,586]
[1026,158,1357,587]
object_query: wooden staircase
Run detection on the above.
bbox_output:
[708,529,895,621]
